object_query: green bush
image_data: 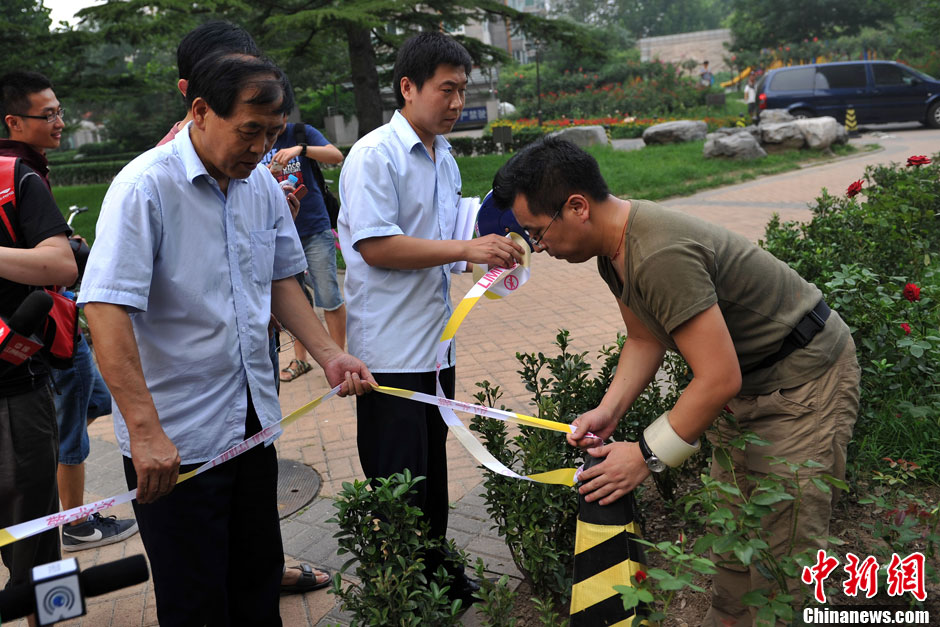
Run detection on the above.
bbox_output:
[328,471,463,625]
[499,59,709,120]
[761,154,940,481]
[72,140,123,156]
[470,332,703,612]
[49,161,128,186]
[48,151,139,166]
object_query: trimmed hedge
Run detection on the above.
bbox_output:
[49,161,128,187]
[48,151,139,166]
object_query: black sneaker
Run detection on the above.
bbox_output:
[62,513,139,552]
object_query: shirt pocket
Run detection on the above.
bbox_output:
[249,229,276,285]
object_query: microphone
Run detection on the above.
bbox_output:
[0,555,149,624]
[0,290,52,369]
[82,554,149,597]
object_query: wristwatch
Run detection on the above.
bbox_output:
[638,433,667,473]
[298,143,307,157]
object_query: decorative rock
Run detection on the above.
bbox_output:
[704,131,767,160]
[712,125,760,141]
[547,125,608,148]
[759,109,795,124]
[793,116,842,149]
[833,122,848,145]
[760,122,806,151]
[642,120,708,145]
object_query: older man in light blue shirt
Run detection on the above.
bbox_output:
[81,55,372,626]
[81,120,302,464]
[338,32,522,607]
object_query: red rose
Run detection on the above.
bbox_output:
[903,283,921,302]
[846,179,864,197]
[907,155,931,167]
[635,570,648,583]
[901,323,911,335]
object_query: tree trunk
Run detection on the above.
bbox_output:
[346,24,383,138]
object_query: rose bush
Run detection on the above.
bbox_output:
[762,154,940,479]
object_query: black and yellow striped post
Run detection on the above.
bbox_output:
[570,455,647,626]
[845,106,859,137]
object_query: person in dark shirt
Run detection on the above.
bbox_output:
[0,70,78,609]
[262,122,346,382]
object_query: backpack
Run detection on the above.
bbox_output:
[0,156,78,369]
[293,123,340,229]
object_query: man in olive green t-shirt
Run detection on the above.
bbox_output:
[492,137,860,625]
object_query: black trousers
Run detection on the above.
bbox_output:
[0,384,60,589]
[124,398,283,627]
[356,368,455,549]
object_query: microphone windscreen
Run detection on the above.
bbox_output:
[81,555,149,598]
[8,290,53,337]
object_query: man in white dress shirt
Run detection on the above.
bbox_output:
[338,31,522,605]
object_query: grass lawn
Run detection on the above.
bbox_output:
[457,141,858,200]
[52,183,109,243]
[52,141,858,245]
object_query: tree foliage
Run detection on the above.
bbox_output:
[555,0,733,39]
[45,0,599,146]
[728,0,896,51]
[265,0,600,135]
[0,0,54,76]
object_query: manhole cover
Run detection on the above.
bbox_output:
[277,459,321,519]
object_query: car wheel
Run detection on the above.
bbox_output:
[927,102,940,129]
[791,108,812,119]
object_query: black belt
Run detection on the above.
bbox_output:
[746,299,831,374]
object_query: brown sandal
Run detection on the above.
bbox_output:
[280,359,312,382]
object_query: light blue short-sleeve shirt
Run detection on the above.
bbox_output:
[79,125,306,464]
[338,111,461,372]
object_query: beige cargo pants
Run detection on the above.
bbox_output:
[702,338,861,627]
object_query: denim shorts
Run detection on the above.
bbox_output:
[51,333,112,465]
[301,229,343,311]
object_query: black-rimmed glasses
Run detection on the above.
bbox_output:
[531,208,561,250]
[13,109,65,124]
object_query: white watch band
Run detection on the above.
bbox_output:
[643,410,700,468]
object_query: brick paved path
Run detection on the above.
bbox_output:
[2,125,935,626]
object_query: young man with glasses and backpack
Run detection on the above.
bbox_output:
[0,70,78,608]
[0,70,138,562]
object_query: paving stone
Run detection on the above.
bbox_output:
[448,512,487,535]
[279,594,312,626]
[447,528,474,550]
[292,495,338,526]
[466,535,515,561]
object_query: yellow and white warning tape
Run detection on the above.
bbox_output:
[0,233,580,548]
[0,388,339,549]
[424,233,577,486]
